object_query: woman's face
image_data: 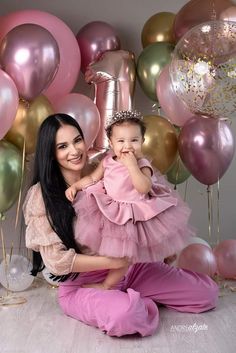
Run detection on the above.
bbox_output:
[55,124,87,180]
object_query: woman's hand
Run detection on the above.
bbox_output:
[65,185,77,202]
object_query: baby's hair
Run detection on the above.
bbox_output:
[106,110,146,139]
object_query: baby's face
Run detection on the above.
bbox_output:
[109,122,144,159]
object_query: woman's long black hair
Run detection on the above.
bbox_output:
[31,113,84,282]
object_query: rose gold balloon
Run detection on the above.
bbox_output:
[142,115,178,174]
[174,0,234,42]
[77,21,121,73]
[5,95,54,154]
[178,115,235,185]
[0,23,60,101]
[213,239,236,279]
[177,244,217,277]
[85,50,136,151]
[220,6,236,21]
[141,12,175,48]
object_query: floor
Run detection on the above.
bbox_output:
[0,278,236,353]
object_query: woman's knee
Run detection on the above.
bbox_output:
[104,289,159,337]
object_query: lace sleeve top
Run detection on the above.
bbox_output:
[23,183,77,275]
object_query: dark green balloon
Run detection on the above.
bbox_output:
[0,140,22,215]
[166,155,191,185]
[137,42,174,101]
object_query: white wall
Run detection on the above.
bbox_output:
[0,0,236,257]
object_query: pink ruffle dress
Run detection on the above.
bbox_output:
[73,155,194,263]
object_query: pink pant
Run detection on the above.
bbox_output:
[58,262,219,337]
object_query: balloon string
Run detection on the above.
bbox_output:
[184,178,188,202]
[217,179,220,245]
[0,225,9,296]
[174,156,181,190]
[15,139,26,229]
[207,185,213,239]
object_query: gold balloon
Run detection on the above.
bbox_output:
[5,95,54,154]
[142,115,178,174]
[141,12,176,48]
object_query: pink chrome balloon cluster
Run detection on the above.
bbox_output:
[176,238,236,280]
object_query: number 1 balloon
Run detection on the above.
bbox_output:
[85,50,136,151]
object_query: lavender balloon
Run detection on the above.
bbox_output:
[0,23,60,101]
[178,115,235,185]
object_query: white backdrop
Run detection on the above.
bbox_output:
[0,0,236,257]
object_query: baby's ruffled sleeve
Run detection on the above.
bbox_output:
[23,184,76,275]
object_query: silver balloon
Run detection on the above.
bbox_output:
[0,254,34,292]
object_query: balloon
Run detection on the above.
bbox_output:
[85,50,136,150]
[156,64,195,126]
[142,115,178,173]
[166,155,191,185]
[0,69,19,139]
[178,115,235,185]
[0,254,34,292]
[141,12,175,48]
[187,236,211,248]
[53,93,100,149]
[174,0,234,42]
[177,244,217,277]
[137,42,174,101]
[5,95,54,154]
[0,141,22,216]
[42,268,60,286]
[0,9,81,103]
[0,24,60,101]
[172,236,212,267]
[170,20,236,119]
[220,5,236,21]
[76,21,121,74]
[213,239,236,279]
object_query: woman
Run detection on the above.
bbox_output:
[23,113,218,337]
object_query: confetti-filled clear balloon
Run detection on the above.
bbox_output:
[170,20,236,119]
[0,255,34,292]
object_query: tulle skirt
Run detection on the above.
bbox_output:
[73,180,195,263]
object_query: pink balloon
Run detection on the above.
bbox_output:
[156,64,194,126]
[0,24,60,101]
[0,10,81,102]
[53,93,100,149]
[76,21,121,73]
[178,115,235,185]
[0,69,19,139]
[213,239,236,279]
[177,244,217,277]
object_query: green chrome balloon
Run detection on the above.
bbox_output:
[166,155,191,185]
[0,140,22,215]
[137,42,174,101]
